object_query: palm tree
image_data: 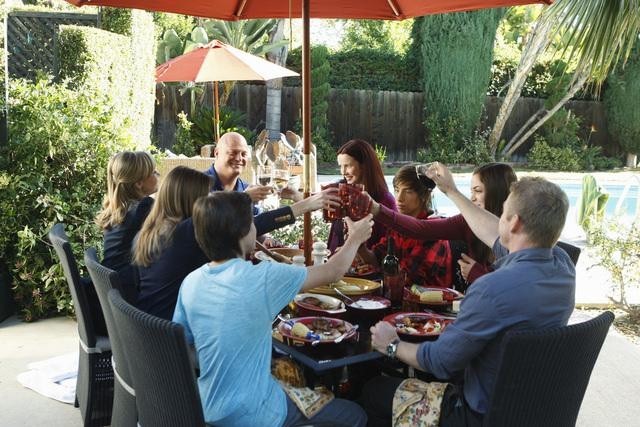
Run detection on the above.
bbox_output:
[488,0,640,160]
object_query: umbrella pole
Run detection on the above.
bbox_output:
[302,0,312,265]
[214,81,220,142]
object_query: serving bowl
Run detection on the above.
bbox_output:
[344,295,391,324]
[293,293,346,318]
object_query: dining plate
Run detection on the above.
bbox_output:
[277,316,357,345]
[383,312,455,341]
[308,277,382,296]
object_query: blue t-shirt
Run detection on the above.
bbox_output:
[417,239,576,414]
[173,258,307,426]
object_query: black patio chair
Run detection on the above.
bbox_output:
[84,248,137,427]
[108,289,206,427]
[556,240,582,266]
[48,223,113,427]
[483,311,614,427]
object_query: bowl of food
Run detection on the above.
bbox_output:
[277,316,357,346]
[383,312,455,342]
[403,285,463,312]
[345,295,391,323]
[294,293,346,318]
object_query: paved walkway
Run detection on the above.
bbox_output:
[1,310,639,426]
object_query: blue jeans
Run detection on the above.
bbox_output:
[282,395,367,427]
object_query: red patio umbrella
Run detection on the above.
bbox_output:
[156,39,298,142]
[67,0,552,263]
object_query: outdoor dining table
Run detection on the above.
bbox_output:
[272,325,384,394]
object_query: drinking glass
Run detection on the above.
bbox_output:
[255,165,272,210]
[272,168,290,204]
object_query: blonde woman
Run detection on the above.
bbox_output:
[96,151,158,297]
[134,166,340,320]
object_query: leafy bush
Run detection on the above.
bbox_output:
[172,111,197,156]
[0,78,132,321]
[189,106,255,147]
[421,114,463,164]
[527,136,581,171]
[100,7,132,35]
[58,12,156,148]
[590,220,640,317]
[603,40,640,156]
[459,128,493,165]
[269,212,330,247]
[286,47,420,92]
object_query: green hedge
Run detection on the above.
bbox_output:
[0,78,133,320]
[604,40,640,156]
[58,10,156,148]
[286,47,421,92]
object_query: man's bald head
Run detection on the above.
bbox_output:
[214,132,250,180]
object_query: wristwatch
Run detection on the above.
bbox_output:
[386,338,401,359]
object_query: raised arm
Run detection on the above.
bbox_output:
[426,162,499,247]
[301,215,373,291]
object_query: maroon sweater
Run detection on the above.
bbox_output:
[375,204,491,283]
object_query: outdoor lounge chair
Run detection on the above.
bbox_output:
[84,248,137,427]
[108,289,206,427]
[482,311,614,427]
[48,224,113,427]
[556,240,582,266]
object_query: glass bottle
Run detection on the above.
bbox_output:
[382,236,402,308]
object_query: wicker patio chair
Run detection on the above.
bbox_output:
[482,311,614,427]
[84,248,137,427]
[556,240,582,266]
[48,224,113,427]
[108,289,206,427]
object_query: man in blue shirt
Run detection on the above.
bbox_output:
[205,131,271,216]
[364,163,575,426]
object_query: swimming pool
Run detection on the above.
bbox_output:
[318,175,640,219]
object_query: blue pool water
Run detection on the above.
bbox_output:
[318,175,639,218]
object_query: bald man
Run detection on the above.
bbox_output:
[205,132,271,215]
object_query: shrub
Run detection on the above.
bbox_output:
[0,78,132,321]
[100,7,132,35]
[421,114,463,164]
[603,40,640,157]
[269,212,330,247]
[527,136,581,171]
[172,111,197,156]
[57,11,156,148]
[189,106,255,148]
[590,220,640,317]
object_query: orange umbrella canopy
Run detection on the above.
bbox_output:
[68,0,551,20]
[156,40,298,141]
[156,40,299,83]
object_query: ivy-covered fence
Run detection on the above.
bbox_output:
[6,10,98,80]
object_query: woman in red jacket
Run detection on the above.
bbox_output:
[370,162,516,285]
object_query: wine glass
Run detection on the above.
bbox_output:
[272,168,290,205]
[255,164,273,210]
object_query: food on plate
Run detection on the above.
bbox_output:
[397,316,447,335]
[351,299,387,309]
[409,285,449,303]
[301,296,339,310]
[291,322,311,338]
[290,318,348,341]
[328,279,361,292]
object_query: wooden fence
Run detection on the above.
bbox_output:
[154,84,615,161]
[7,11,98,80]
